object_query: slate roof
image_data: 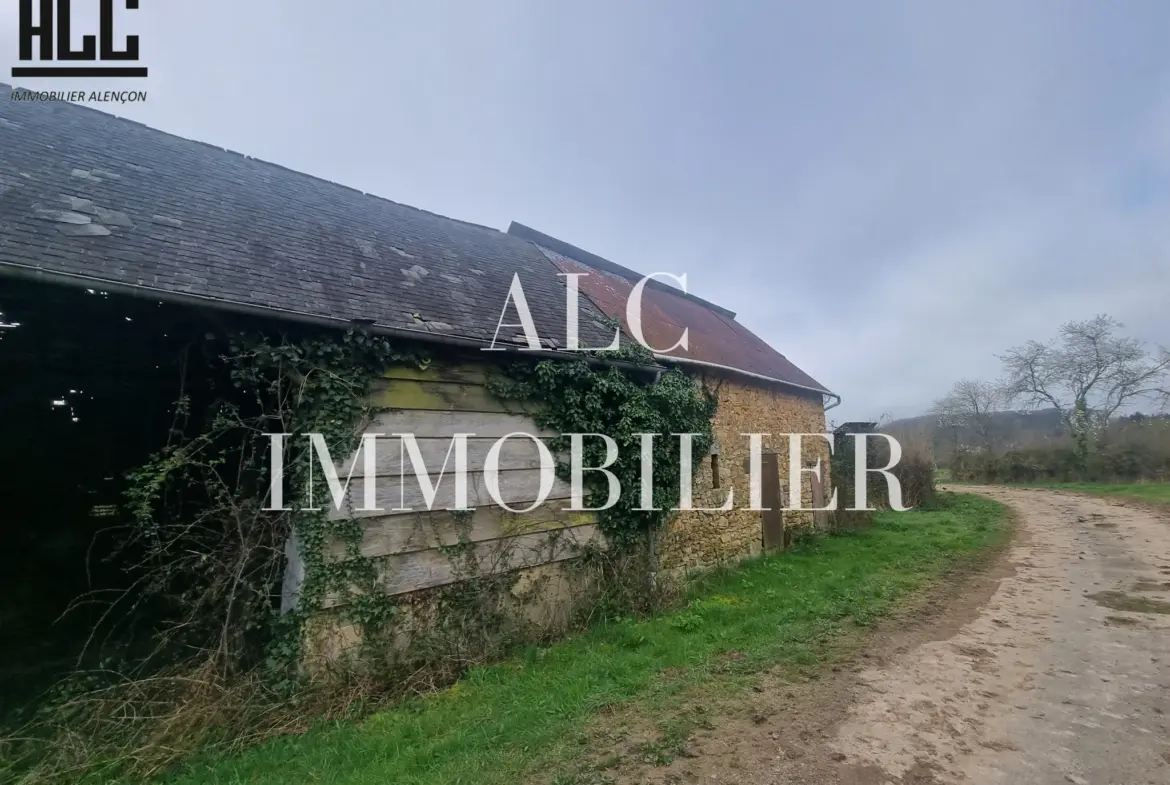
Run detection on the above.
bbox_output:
[0,83,617,350]
[507,223,834,396]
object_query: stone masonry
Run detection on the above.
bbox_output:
[659,374,830,572]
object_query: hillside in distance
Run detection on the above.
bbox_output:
[886,408,1170,459]
[886,408,1065,443]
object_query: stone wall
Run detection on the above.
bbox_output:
[658,375,830,572]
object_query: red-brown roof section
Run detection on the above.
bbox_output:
[507,223,832,397]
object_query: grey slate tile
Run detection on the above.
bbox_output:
[0,83,615,351]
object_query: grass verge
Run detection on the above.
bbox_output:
[161,492,1008,785]
[1011,481,1170,507]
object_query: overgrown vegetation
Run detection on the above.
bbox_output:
[488,347,717,598]
[0,329,414,783]
[161,492,1007,785]
[0,333,725,784]
[829,430,937,531]
[950,415,1170,483]
[889,448,938,508]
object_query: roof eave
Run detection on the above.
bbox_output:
[0,261,665,376]
[653,353,841,411]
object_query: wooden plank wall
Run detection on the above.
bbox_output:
[304,360,602,604]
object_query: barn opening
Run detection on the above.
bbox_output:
[0,278,249,720]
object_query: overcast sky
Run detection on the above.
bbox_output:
[3,1,1168,423]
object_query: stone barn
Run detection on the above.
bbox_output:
[0,82,838,668]
[506,223,840,570]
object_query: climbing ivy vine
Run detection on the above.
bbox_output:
[123,329,422,680]
[123,326,717,685]
[489,346,719,549]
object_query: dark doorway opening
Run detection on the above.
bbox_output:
[0,277,224,722]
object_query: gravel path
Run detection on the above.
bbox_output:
[829,485,1170,784]
[618,486,1170,784]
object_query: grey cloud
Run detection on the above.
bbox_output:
[2,0,1167,422]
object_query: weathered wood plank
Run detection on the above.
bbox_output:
[338,436,558,477]
[363,409,558,439]
[369,378,540,415]
[381,363,494,385]
[326,502,598,560]
[324,467,574,520]
[322,523,605,603]
[760,453,784,552]
[281,532,305,613]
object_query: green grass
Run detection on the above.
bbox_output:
[168,493,1007,785]
[1011,481,1170,506]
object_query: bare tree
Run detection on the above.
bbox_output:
[930,379,1004,451]
[998,315,1170,463]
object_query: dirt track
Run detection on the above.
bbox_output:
[619,486,1170,785]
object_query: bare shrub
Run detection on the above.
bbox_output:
[890,448,937,509]
[0,659,392,784]
[826,428,935,525]
[859,434,936,510]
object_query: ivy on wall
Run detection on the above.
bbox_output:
[123,329,421,680]
[248,332,426,674]
[123,328,718,683]
[488,347,719,549]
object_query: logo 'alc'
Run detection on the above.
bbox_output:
[13,0,146,78]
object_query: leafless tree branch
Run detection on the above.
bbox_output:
[998,315,1170,453]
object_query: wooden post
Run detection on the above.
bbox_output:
[810,471,829,532]
[760,452,785,551]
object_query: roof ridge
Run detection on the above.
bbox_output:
[1,81,504,235]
